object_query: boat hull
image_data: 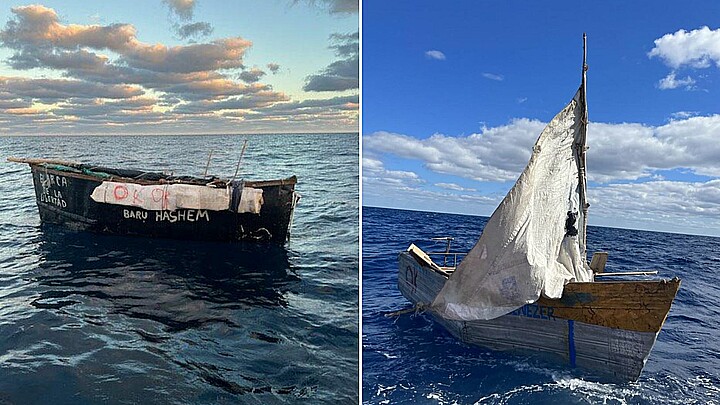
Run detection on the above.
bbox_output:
[398,251,680,381]
[28,164,298,243]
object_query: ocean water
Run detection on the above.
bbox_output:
[362,206,720,404]
[0,133,358,404]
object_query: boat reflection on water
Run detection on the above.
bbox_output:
[11,226,324,399]
[31,225,300,332]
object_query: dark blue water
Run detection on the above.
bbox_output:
[363,206,720,404]
[0,134,358,404]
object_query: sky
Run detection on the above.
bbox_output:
[362,0,720,237]
[0,0,358,135]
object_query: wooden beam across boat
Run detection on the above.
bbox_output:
[536,278,681,333]
[8,156,82,168]
[594,271,658,277]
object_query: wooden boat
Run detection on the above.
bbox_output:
[396,35,680,381]
[398,247,680,381]
[9,157,299,244]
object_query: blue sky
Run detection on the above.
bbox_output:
[363,0,720,237]
[0,0,358,134]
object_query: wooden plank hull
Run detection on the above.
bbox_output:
[26,164,298,244]
[398,251,680,381]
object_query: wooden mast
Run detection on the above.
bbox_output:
[578,33,589,259]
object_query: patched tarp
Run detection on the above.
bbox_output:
[431,89,593,321]
[238,187,264,214]
[90,182,264,213]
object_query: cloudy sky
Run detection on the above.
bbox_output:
[0,0,358,135]
[363,1,720,237]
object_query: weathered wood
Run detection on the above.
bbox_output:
[244,176,298,187]
[537,278,680,333]
[407,243,442,271]
[594,271,658,277]
[590,251,608,273]
[403,248,678,333]
[10,156,297,187]
[16,161,298,243]
[8,156,81,167]
[398,247,681,381]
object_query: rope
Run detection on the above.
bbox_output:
[384,303,427,318]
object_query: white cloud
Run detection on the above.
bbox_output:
[367,176,720,236]
[482,72,503,81]
[362,157,383,171]
[363,110,720,234]
[362,156,422,187]
[364,120,556,183]
[425,50,446,60]
[366,186,497,212]
[648,26,720,69]
[362,156,497,216]
[0,4,358,134]
[590,179,720,235]
[364,114,720,184]
[670,111,698,120]
[164,0,195,20]
[435,183,477,192]
[648,27,720,91]
[657,72,696,90]
[593,180,720,218]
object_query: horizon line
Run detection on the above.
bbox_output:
[362,204,720,240]
[1,131,359,137]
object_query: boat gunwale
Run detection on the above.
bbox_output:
[399,250,680,335]
[402,250,681,289]
[414,250,678,286]
[22,162,297,188]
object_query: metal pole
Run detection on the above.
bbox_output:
[231,139,249,182]
[203,150,214,177]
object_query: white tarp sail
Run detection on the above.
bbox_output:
[431,88,593,321]
[90,182,264,213]
[237,187,264,214]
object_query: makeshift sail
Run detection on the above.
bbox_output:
[432,80,593,321]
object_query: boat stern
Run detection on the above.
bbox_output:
[238,176,298,243]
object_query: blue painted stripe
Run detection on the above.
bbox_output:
[568,319,576,368]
